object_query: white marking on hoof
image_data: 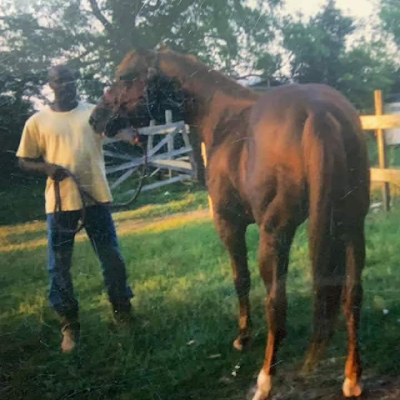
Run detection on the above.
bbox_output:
[251,370,272,400]
[342,378,362,397]
[233,338,243,351]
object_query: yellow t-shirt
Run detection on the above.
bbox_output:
[17,102,112,214]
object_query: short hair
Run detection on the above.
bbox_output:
[48,65,79,82]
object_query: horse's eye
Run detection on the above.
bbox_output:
[120,73,136,81]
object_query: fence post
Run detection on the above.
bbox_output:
[147,120,156,153]
[165,110,173,178]
[201,142,213,218]
[374,90,390,211]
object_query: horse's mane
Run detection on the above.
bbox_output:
[159,49,258,100]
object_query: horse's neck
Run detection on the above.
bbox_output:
[158,54,258,148]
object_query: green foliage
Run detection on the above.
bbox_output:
[281,0,397,111]
[0,0,281,97]
[282,0,354,85]
[339,42,398,112]
[0,72,34,184]
[380,0,400,48]
[0,0,398,115]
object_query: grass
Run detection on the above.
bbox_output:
[1,196,400,400]
[0,179,208,227]
[0,190,208,252]
[366,134,400,168]
[0,179,46,226]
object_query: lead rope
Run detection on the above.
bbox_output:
[53,170,99,234]
[53,142,148,233]
[110,141,148,208]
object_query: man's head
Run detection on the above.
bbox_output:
[48,65,78,103]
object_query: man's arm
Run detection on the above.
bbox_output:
[18,158,68,181]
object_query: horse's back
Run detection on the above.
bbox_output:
[248,83,366,171]
[245,83,369,222]
[251,84,361,137]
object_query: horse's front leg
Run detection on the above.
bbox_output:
[214,213,251,351]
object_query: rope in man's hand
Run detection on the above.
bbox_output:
[52,167,102,234]
[49,131,147,234]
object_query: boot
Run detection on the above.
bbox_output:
[112,301,134,329]
[60,314,80,353]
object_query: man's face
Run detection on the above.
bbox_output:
[48,67,77,102]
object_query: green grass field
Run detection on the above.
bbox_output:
[1,189,400,400]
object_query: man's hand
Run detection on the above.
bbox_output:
[114,126,140,145]
[44,163,69,181]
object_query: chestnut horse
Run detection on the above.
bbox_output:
[90,48,370,400]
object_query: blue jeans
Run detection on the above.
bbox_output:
[46,204,133,318]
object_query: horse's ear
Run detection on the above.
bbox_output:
[133,47,158,68]
[157,43,169,52]
[134,47,147,54]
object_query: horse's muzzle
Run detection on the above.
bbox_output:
[89,107,111,134]
[103,114,132,138]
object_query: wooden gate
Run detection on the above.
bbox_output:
[103,111,197,201]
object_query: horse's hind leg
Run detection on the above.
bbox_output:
[214,215,251,350]
[342,222,365,398]
[302,234,346,374]
[252,208,297,400]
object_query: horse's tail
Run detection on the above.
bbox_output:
[301,110,347,372]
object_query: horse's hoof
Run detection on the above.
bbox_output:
[250,370,272,400]
[233,338,244,351]
[233,335,250,351]
[342,378,362,397]
[300,360,315,377]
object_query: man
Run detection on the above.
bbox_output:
[17,65,134,353]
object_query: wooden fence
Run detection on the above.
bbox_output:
[361,90,400,211]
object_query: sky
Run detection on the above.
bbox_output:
[282,0,375,19]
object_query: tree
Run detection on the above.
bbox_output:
[282,0,354,86]
[0,0,283,184]
[379,0,400,95]
[281,0,397,111]
[0,73,34,183]
[0,0,282,101]
[339,42,398,110]
[380,0,400,48]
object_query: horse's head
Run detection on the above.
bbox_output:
[89,50,152,136]
[89,48,187,137]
